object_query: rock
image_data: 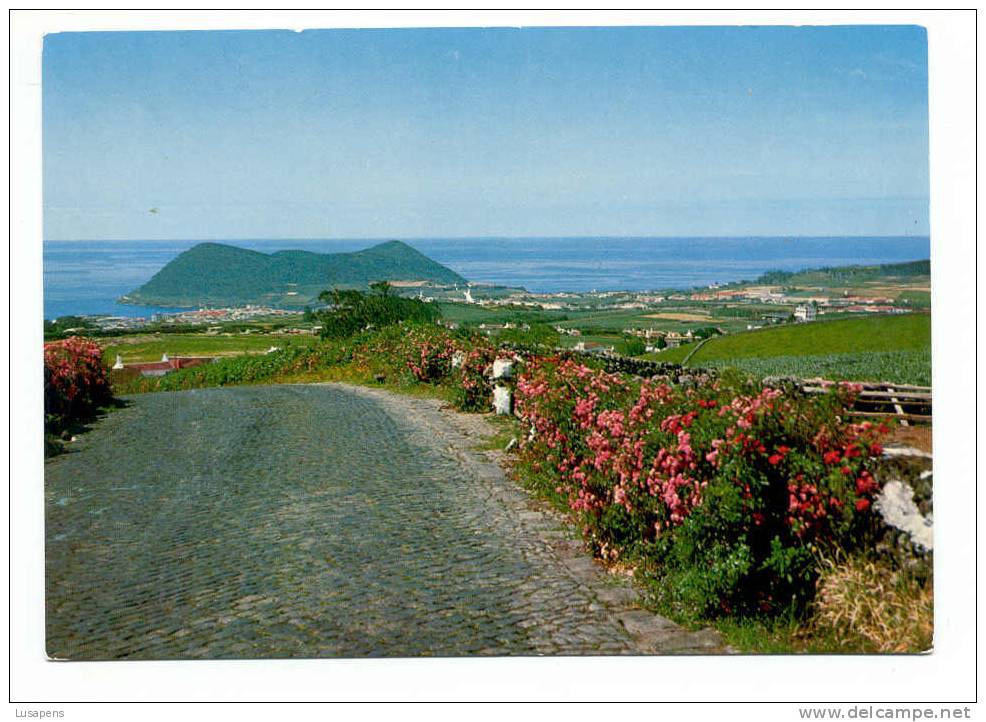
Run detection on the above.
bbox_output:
[882,447,933,460]
[763,375,800,387]
[874,479,933,552]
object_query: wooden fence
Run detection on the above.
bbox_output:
[499,343,932,425]
[800,379,932,425]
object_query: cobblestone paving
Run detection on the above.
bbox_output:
[45,383,726,659]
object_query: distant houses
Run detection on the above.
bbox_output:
[573,341,615,355]
[663,330,695,348]
[622,327,695,348]
[112,353,216,377]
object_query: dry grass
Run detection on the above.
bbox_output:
[643,312,712,322]
[812,556,933,653]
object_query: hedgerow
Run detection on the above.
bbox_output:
[114,324,508,414]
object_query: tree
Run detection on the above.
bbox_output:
[316,288,440,339]
[621,335,647,356]
[498,323,560,349]
[369,281,392,296]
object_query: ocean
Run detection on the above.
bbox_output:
[43,236,931,320]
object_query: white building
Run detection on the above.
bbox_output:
[794,303,817,322]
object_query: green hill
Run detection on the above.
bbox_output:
[755,259,930,286]
[121,241,467,308]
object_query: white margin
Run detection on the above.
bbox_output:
[7,7,979,713]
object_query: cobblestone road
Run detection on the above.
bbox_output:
[45,383,725,659]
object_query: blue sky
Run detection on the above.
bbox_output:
[43,25,929,240]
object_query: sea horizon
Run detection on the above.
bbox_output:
[43,235,931,320]
[45,233,931,243]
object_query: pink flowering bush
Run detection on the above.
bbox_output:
[404,327,458,383]
[44,336,112,428]
[399,325,507,412]
[453,345,498,411]
[514,356,889,619]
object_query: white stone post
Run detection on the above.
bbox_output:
[493,385,512,415]
[492,358,513,380]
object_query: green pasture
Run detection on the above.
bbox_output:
[101,333,319,364]
[643,343,698,364]
[704,350,931,386]
[558,308,752,335]
[643,314,931,384]
[677,313,929,364]
[895,290,932,309]
[436,302,567,326]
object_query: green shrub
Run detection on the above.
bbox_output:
[316,287,440,338]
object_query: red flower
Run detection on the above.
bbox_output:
[768,454,783,465]
[855,498,871,512]
[855,471,878,495]
[869,443,883,456]
[823,450,842,465]
[841,466,852,476]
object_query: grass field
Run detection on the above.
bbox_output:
[681,314,928,361]
[643,312,712,322]
[644,343,699,364]
[101,333,319,364]
[558,309,753,336]
[643,314,931,384]
[702,350,932,386]
[436,302,567,326]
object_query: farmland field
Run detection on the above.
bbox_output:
[645,314,931,385]
[644,312,712,322]
[645,345,694,364]
[101,333,319,364]
[679,314,928,361]
[702,350,931,386]
[559,309,752,335]
[436,302,566,326]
